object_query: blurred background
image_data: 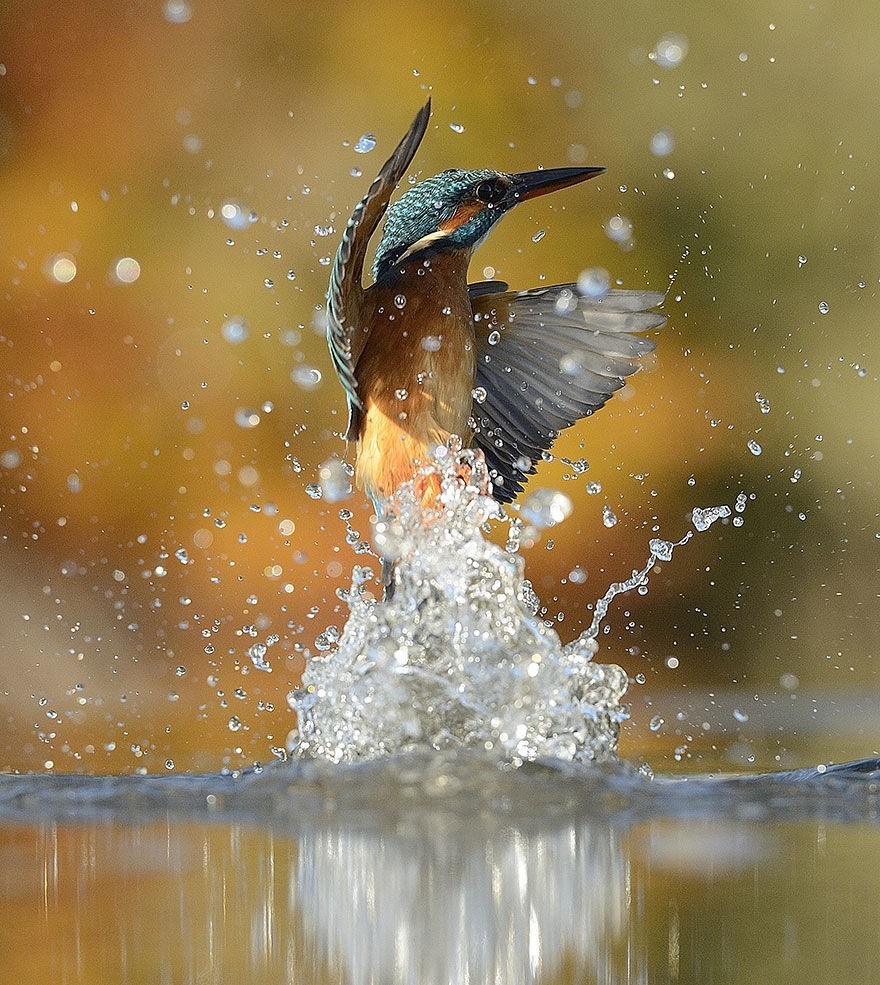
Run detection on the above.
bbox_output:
[1,0,878,773]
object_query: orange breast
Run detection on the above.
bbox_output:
[353,256,475,502]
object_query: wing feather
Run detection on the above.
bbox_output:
[470,283,665,502]
[326,101,431,437]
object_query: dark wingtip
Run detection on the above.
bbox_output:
[413,98,431,142]
[390,100,431,176]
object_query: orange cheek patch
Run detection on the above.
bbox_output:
[439,201,483,233]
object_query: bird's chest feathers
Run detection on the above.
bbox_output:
[359,259,475,433]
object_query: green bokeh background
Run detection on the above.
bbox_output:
[1,0,878,772]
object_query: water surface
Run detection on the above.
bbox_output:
[2,753,878,985]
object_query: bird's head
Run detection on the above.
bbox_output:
[372,164,604,282]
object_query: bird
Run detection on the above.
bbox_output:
[327,100,665,585]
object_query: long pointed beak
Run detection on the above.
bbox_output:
[508,166,605,203]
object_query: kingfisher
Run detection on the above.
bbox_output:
[327,100,664,567]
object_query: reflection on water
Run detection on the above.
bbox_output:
[297,796,624,984]
[1,754,879,984]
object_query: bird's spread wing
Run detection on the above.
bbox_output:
[470,284,666,503]
[327,100,431,438]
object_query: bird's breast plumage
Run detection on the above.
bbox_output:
[352,254,476,501]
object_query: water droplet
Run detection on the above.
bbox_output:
[653,33,688,67]
[219,201,252,230]
[421,335,442,352]
[532,229,546,243]
[554,289,577,314]
[649,538,675,561]
[234,407,261,429]
[354,133,377,154]
[163,0,192,23]
[395,388,408,400]
[221,316,248,344]
[576,267,610,299]
[471,386,487,404]
[0,449,21,469]
[602,505,618,528]
[227,715,243,732]
[314,224,334,237]
[691,504,732,532]
[291,365,322,390]
[520,488,573,528]
[315,626,340,651]
[604,214,633,246]
[111,256,141,284]
[818,300,830,314]
[755,392,771,414]
[248,642,271,672]
[318,458,351,503]
[649,715,665,732]
[394,293,407,309]
[449,122,465,133]
[747,438,762,456]
[45,253,77,284]
[650,129,675,156]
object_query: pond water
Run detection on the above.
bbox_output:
[1,753,879,985]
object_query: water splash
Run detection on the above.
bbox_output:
[290,443,627,765]
[579,503,733,642]
[290,444,738,767]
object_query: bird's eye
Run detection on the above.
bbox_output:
[474,179,506,205]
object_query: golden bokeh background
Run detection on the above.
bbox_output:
[2,0,878,773]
